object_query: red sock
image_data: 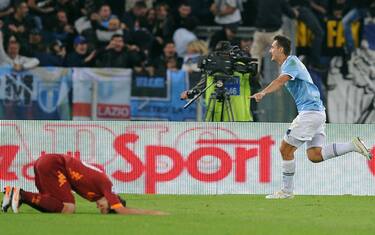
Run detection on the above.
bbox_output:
[20,190,64,213]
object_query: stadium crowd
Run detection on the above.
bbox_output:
[0,0,373,77]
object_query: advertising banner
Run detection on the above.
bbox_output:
[0,121,374,195]
[131,70,197,121]
[0,67,71,120]
[72,68,132,120]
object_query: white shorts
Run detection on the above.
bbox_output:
[284,111,326,148]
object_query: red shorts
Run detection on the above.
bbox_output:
[34,154,75,203]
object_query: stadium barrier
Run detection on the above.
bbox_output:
[0,66,197,121]
[0,120,374,195]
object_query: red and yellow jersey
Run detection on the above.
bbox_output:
[36,154,122,209]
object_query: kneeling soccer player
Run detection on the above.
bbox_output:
[1,153,166,215]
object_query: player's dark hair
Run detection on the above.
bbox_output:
[108,196,127,214]
[273,35,291,56]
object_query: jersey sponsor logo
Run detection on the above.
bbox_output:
[31,195,41,204]
[68,168,83,181]
[57,170,67,187]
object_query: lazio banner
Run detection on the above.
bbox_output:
[72,68,132,120]
[0,66,71,120]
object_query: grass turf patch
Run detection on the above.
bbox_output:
[1,194,374,235]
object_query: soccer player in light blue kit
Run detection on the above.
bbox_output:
[251,35,372,199]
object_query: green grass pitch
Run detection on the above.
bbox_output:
[1,194,375,235]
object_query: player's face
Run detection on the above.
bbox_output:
[96,197,110,214]
[269,41,281,61]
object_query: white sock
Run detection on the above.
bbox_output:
[322,142,356,161]
[282,159,295,194]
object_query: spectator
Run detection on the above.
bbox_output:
[167,1,197,33]
[173,16,198,58]
[210,0,242,27]
[0,30,39,71]
[27,0,55,30]
[79,0,102,17]
[52,9,75,45]
[209,23,240,50]
[250,0,297,74]
[290,0,325,69]
[189,0,213,25]
[240,37,253,52]
[342,0,373,55]
[27,0,54,14]
[153,3,172,39]
[106,0,126,18]
[182,40,208,75]
[24,28,46,57]
[96,34,139,68]
[179,40,213,95]
[310,0,330,23]
[122,0,148,30]
[127,24,153,54]
[0,0,14,19]
[66,35,96,67]
[150,2,173,58]
[151,41,182,76]
[54,0,81,23]
[5,1,35,41]
[96,4,117,30]
[165,57,178,71]
[36,39,66,66]
[125,0,153,11]
[144,7,156,32]
[241,0,257,26]
[330,0,348,19]
[96,17,124,43]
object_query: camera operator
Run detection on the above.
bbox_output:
[180,41,256,122]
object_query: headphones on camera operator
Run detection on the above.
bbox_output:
[182,41,258,122]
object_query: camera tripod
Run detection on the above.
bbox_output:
[204,80,235,122]
[183,75,235,122]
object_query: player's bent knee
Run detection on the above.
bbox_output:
[62,203,76,214]
[308,156,322,163]
[279,142,296,160]
[307,148,323,163]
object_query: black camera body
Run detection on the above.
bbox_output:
[198,45,258,78]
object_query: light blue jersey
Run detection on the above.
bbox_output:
[281,56,325,112]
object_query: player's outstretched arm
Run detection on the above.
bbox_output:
[114,207,169,216]
[250,74,290,102]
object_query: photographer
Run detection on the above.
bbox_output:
[180,41,256,122]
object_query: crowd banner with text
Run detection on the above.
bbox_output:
[326,16,375,123]
[0,121,374,195]
[296,18,361,55]
[0,66,71,120]
[72,68,132,120]
[131,69,197,121]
